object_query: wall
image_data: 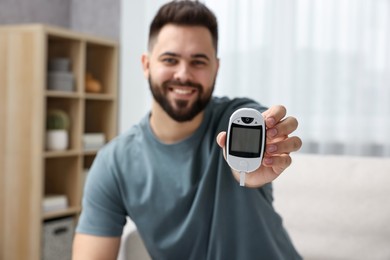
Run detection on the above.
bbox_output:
[0,0,120,40]
[119,1,151,133]
[70,0,120,40]
[0,0,70,28]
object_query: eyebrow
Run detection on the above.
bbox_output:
[159,52,210,61]
[191,54,210,61]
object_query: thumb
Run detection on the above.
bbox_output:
[216,131,226,160]
[216,131,227,149]
[216,132,228,160]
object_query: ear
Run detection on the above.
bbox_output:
[141,53,150,79]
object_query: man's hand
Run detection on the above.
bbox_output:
[216,105,302,188]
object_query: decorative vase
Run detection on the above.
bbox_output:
[46,129,68,151]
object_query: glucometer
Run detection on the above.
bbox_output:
[226,108,266,186]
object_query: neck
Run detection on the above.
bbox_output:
[149,101,204,144]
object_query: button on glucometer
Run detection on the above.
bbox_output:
[241,117,254,124]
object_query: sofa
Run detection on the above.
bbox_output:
[118,154,390,260]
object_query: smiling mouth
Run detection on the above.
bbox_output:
[163,79,202,99]
[172,87,195,94]
[169,86,198,97]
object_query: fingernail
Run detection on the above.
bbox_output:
[266,117,276,127]
[264,157,273,165]
[267,145,277,153]
[268,128,277,137]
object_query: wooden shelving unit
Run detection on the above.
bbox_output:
[0,24,118,260]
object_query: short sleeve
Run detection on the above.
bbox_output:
[76,149,127,237]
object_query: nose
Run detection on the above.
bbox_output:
[173,63,193,83]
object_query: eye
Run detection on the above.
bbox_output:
[162,58,178,65]
[191,60,207,67]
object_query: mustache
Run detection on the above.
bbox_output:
[163,79,202,90]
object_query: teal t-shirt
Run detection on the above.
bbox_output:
[77,97,302,260]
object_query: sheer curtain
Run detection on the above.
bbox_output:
[134,0,390,157]
[203,0,390,157]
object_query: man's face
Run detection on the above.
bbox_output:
[142,24,219,122]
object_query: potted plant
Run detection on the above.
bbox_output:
[46,109,70,151]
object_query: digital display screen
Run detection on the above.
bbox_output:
[229,124,262,157]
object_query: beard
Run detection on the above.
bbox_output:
[148,76,215,122]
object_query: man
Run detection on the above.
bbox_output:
[73,1,302,259]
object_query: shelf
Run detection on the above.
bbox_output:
[84,93,116,100]
[46,90,80,98]
[43,206,81,220]
[1,24,118,260]
[44,150,80,158]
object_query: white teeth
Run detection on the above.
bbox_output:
[173,88,192,95]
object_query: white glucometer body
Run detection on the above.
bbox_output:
[226,108,266,185]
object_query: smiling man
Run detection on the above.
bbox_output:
[73,1,302,259]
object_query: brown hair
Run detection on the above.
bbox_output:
[148,0,218,53]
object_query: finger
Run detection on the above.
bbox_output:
[262,105,287,127]
[263,154,292,175]
[265,136,302,155]
[267,116,298,139]
[216,131,227,159]
[216,131,226,149]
